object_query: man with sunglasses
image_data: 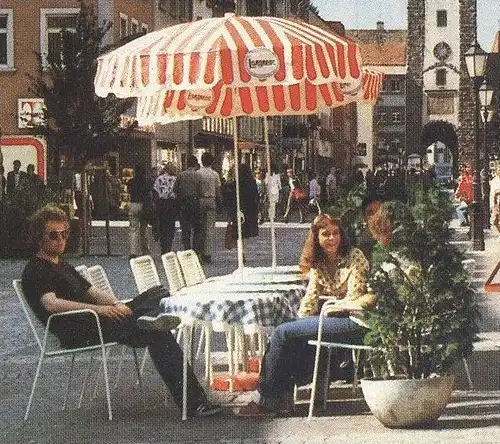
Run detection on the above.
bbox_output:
[21,204,221,418]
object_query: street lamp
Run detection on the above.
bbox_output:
[478,80,495,228]
[464,40,489,251]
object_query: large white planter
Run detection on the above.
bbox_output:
[361,376,455,428]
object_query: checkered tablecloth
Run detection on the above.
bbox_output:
[159,286,305,328]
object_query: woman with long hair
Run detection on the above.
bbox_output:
[238,214,376,416]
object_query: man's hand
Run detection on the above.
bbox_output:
[95,303,132,320]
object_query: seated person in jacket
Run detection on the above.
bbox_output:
[238,214,375,416]
[21,204,220,418]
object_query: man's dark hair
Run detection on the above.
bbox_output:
[28,204,68,252]
[186,155,199,168]
[201,152,214,167]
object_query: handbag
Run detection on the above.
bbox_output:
[225,222,236,250]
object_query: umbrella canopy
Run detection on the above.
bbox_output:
[95,13,362,98]
[134,68,383,125]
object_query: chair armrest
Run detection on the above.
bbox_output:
[46,309,106,345]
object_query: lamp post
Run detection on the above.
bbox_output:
[464,41,489,251]
[479,80,495,228]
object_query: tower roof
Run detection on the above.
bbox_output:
[346,29,407,66]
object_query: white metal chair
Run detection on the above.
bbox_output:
[14,279,119,420]
[173,250,242,386]
[306,299,475,419]
[175,249,206,286]
[307,299,374,420]
[85,265,142,390]
[129,255,162,294]
[75,264,91,280]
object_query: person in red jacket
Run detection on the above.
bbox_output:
[454,164,473,226]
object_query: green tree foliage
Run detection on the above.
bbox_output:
[27,0,133,170]
[364,193,479,379]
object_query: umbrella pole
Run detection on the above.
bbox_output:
[233,117,244,269]
[263,116,277,269]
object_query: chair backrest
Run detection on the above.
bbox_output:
[176,250,206,287]
[161,252,186,293]
[13,279,43,350]
[129,255,162,294]
[87,265,115,297]
[75,264,90,280]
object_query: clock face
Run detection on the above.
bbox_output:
[434,42,452,61]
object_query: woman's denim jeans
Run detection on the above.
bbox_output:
[258,316,363,409]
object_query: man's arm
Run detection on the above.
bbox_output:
[41,288,131,320]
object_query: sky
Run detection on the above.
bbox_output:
[311,0,499,50]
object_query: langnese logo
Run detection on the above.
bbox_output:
[244,48,279,79]
[186,90,213,111]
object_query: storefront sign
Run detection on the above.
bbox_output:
[18,98,46,129]
[244,48,279,79]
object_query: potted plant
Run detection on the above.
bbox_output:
[360,188,479,428]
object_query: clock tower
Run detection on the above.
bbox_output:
[406,0,477,165]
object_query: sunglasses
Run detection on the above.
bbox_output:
[46,229,70,241]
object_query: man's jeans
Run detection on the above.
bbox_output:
[257,316,363,410]
[456,202,469,225]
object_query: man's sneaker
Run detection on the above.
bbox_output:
[137,314,181,332]
[192,403,223,417]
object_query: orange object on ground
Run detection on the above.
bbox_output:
[211,372,259,392]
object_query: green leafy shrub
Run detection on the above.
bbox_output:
[364,195,479,379]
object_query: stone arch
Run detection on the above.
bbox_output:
[420,120,459,177]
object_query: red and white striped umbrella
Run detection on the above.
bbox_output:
[95,13,362,98]
[134,68,383,125]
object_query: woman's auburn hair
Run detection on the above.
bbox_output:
[299,214,351,275]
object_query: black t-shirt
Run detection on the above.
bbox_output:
[22,257,91,337]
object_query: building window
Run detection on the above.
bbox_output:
[40,9,79,66]
[437,10,447,27]
[378,111,386,123]
[119,13,128,39]
[390,79,402,93]
[0,10,13,68]
[436,68,447,86]
[130,18,139,36]
[380,80,387,92]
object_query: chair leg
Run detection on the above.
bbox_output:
[195,325,205,361]
[78,355,96,408]
[139,347,149,379]
[99,345,113,421]
[352,349,361,393]
[322,348,333,410]
[24,351,46,421]
[307,340,323,420]
[114,345,127,388]
[463,357,474,390]
[181,325,189,421]
[64,354,77,410]
[204,326,213,384]
[132,348,144,392]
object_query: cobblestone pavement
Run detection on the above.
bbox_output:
[1,221,500,444]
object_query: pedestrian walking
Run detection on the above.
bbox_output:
[283,168,306,223]
[174,155,202,252]
[153,162,178,254]
[454,164,473,227]
[196,152,222,264]
[127,164,151,259]
[265,165,282,221]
